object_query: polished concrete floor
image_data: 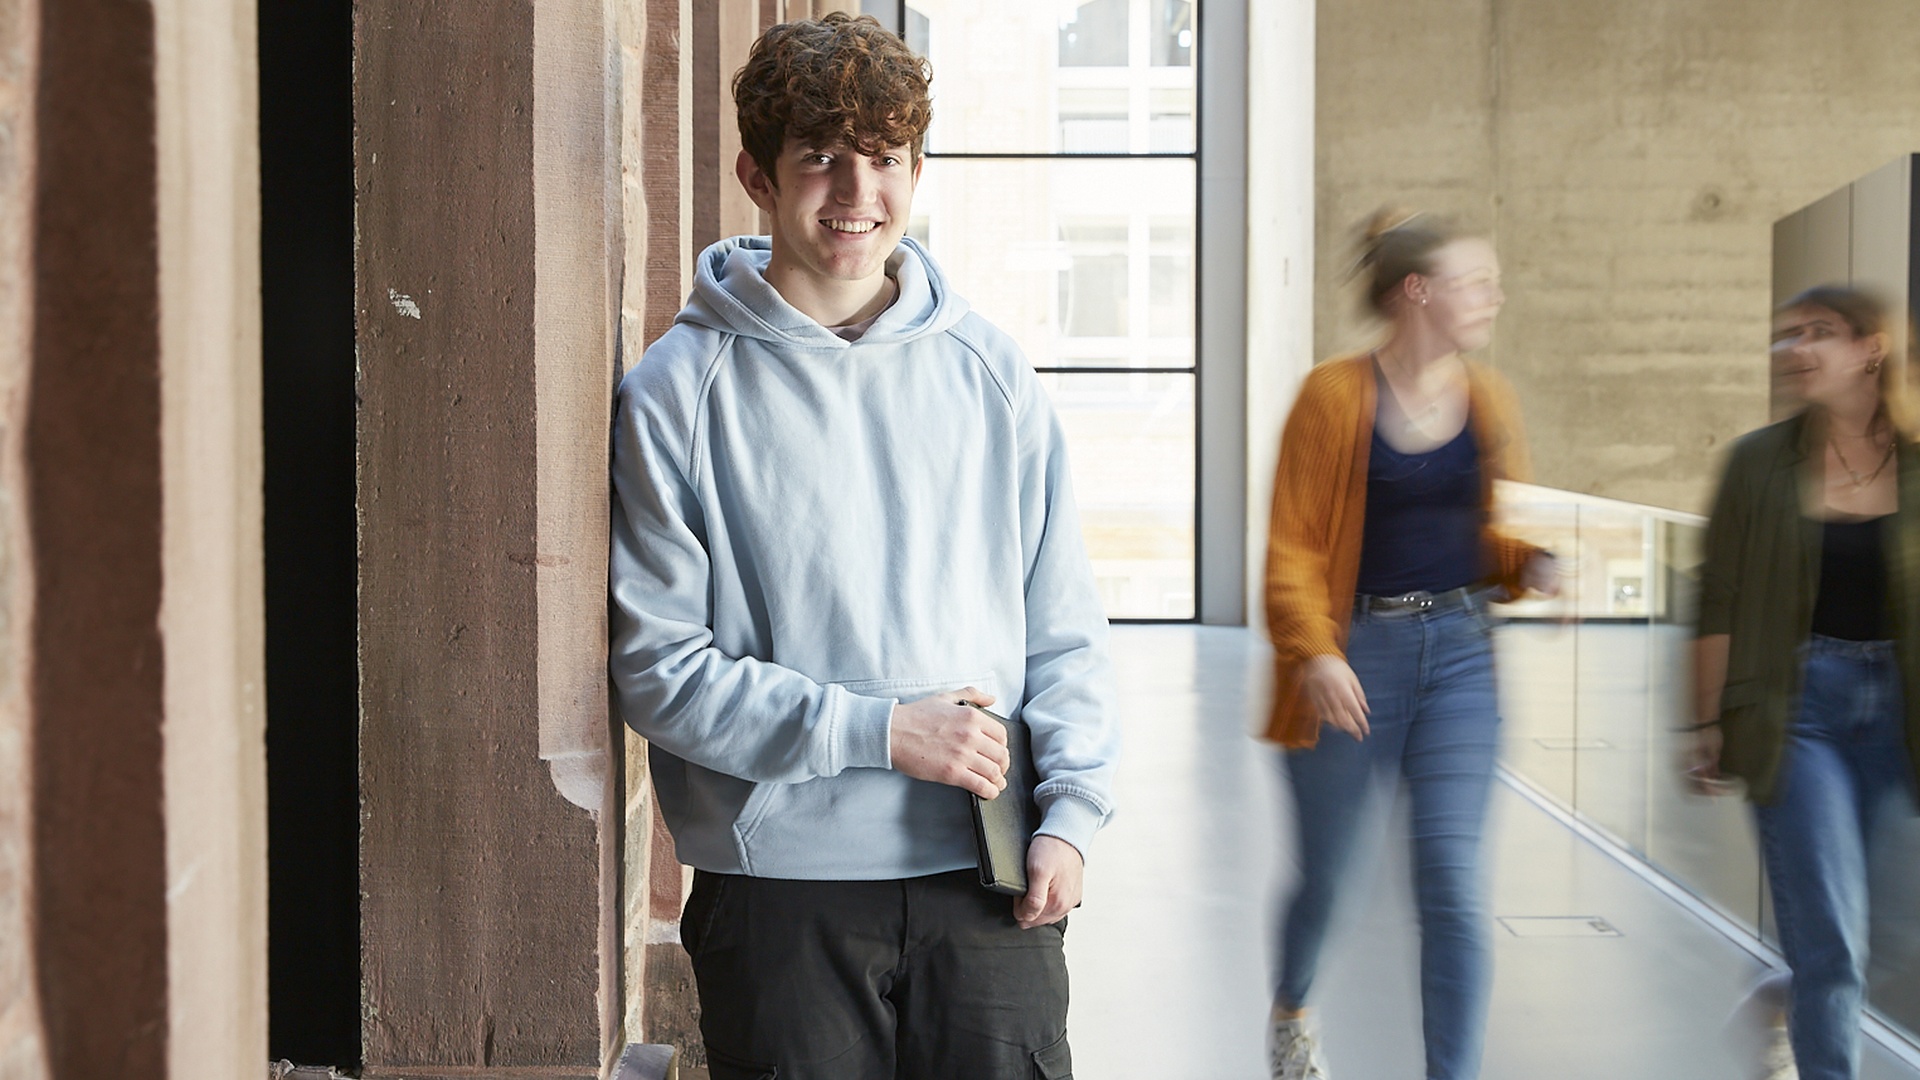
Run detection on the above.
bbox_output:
[1065,625,1920,1080]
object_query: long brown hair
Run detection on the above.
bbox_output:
[1778,284,1912,436]
[1353,207,1461,318]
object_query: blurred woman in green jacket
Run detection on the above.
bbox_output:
[1692,285,1920,1080]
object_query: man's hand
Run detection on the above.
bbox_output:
[1016,835,1082,929]
[888,687,1010,800]
[1301,654,1369,740]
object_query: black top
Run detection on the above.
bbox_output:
[1811,514,1891,641]
[1355,417,1487,597]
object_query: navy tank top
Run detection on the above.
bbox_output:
[1354,417,1487,597]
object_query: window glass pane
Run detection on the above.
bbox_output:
[863,5,933,53]
[1058,88,1130,153]
[909,0,1199,154]
[906,6,931,55]
[1060,256,1129,337]
[1059,0,1129,66]
[1149,254,1191,338]
[1040,372,1194,619]
[1151,0,1193,65]
[912,157,1194,368]
[1147,87,1194,152]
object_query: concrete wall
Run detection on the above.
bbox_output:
[1318,0,1920,512]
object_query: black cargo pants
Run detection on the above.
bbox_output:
[681,868,1074,1079]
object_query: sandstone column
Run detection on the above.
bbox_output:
[356,1,612,1072]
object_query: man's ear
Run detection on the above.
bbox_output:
[736,149,778,212]
[912,152,925,184]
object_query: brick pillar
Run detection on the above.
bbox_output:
[641,0,695,347]
[625,0,699,1058]
[356,1,614,1073]
[692,0,760,251]
[615,0,659,1053]
[26,0,171,1074]
[534,0,627,1066]
[623,0,764,1063]
[154,0,269,1072]
[0,0,50,1071]
[0,0,269,1074]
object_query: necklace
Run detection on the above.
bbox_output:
[1399,399,1442,434]
[1372,349,1452,435]
[1830,433,1895,489]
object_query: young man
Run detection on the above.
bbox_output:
[608,13,1120,1079]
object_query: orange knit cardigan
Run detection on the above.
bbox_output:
[1262,353,1542,747]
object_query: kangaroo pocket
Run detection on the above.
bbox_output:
[829,671,998,705]
[730,671,996,877]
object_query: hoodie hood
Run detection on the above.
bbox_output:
[676,234,970,348]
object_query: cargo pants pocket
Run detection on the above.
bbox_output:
[706,1047,778,1079]
[1031,1031,1073,1078]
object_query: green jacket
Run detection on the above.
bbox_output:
[1697,410,1920,804]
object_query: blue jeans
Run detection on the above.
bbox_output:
[1755,635,1919,1080]
[1276,601,1501,1080]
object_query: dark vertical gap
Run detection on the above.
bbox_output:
[260,0,361,1067]
[1909,154,1920,370]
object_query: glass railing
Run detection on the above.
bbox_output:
[1491,481,1920,1045]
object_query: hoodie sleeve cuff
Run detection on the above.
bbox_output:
[831,689,897,773]
[1034,793,1107,862]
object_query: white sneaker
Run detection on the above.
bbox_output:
[1759,1025,1797,1080]
[1269,1015,1329,1080]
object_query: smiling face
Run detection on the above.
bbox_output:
[739,138,922,302]
[1411,238,1505,354]
[1772,303,1886,410]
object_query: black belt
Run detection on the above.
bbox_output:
[1355,585,1485,617]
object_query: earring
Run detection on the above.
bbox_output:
[1869,360,1884,373]
[1420,298,1429,307]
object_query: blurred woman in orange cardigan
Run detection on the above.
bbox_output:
[1261,210,1557,1080]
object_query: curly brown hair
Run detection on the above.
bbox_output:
[733,12,933,186]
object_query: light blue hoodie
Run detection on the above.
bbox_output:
[609,236,1120,880]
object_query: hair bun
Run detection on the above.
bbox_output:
[1351,207,1457,317]
[1362,206,1422,248]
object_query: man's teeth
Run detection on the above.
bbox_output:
[825,220,877,233]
